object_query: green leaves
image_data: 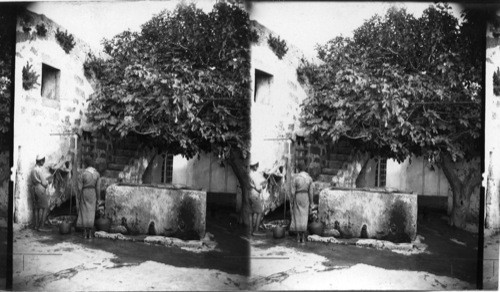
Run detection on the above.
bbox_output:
[298,4,481,163]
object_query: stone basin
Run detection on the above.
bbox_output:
[318,187,417,242]
[105,184,206,240]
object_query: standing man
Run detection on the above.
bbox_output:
[249,159,266,236]
[30,154,51,231]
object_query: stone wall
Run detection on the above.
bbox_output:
[318,188,417,242]
[106,184,206,239]
[485,25,500,234]
[13,10,95,224]
[249,21,311,214]
[250,21,310,172]
[113,149,241,210]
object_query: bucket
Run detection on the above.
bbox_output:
[59,221,72,235]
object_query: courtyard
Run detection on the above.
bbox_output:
[12,213,249,291]
[249,209,478,290]
[10,207,485,290]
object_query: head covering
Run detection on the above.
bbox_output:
[36,154,45,161]
[250,158,259,167]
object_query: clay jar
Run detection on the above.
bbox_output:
[308,221,324,236]
[273,226,286,239]
[59,221,71,235]
[95,217,111,232]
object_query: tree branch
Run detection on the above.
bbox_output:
[343,133,369,140]
[439,153,462,192]
[131,128,157,136]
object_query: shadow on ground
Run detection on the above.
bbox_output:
[0,226,6,289]
[38,209,249,276]
[258,207,478,285]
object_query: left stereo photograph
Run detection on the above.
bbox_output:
[2,1,253,290]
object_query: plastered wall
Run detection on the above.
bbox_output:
[12,11,94,224]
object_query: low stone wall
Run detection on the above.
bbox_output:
[318,188,417,242]
[105,184,206,239]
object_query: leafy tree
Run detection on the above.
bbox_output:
[86,3,256,222]
[494,67,500,96]
[0,7,15,155]
[0,6,16,188]
[298,4,483,228]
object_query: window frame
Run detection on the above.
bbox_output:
[41,63,61,101]
[375,158,387,187]
[161,153,174,184]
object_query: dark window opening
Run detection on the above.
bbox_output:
[254,69,273,104]
[375,158,387,187]
[161,153,174,184]
[41,63,60,100]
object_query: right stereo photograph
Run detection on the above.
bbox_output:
[246,1,497,290]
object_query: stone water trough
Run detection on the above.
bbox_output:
[105,184,206,240]
[318,188,417,242]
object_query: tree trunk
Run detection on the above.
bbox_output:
[355,156,371,188]
[227,148,251,226]
[142,153,158,184]
[439,154,481,229]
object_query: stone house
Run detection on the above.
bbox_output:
[250,21,480,229]
[484,24,500,235]
[12,10,241,227]
[12,10,94,224]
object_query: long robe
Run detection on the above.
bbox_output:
[30,165,49,208]
[289,171,313,232]
[77,167,100,228]
[249,170,266,213]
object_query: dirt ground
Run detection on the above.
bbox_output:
[483,232,500,290]
[11,216,249,291]
[0,224,6,289]
[248,210,480,290]
[5,208,498,291]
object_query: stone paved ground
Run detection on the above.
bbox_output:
[12,218,249,291]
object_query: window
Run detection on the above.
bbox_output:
[161,153,174,184]
[41,63,60,100]
[254,69,273,104]
[375,158,387,187]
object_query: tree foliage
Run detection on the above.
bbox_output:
[494,67,500,96]
[86,2,256,161]
[297,4,484,227]
[298,4,482,165]
[0,7,15,153]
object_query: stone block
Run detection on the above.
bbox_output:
[311,181,330,197]
[323,228,340,237]
[318,188,417,242]
[74,75,84,86]
[41,98,61,110]
[65,106,76,113]
[322,168,340,175]
[30,46,38,56]
[105,184,206,239]
[318,174,334,183]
